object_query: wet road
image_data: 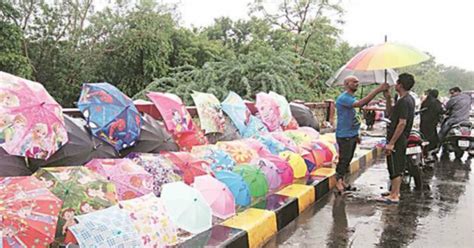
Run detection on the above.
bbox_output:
[265,156,474,248]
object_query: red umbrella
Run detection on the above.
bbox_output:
[161,151,210,184]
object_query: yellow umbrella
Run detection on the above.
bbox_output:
[279,151,307,178]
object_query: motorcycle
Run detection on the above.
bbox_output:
[441,121,474,159]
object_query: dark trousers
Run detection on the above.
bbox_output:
[336,136,358,180]
[386,137,408,180]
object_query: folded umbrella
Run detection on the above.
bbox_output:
[193,175,236,219]
[214,170,251,207]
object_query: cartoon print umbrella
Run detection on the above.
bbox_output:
[161,151,210,184]
[0,147,32,177]
[29,115,118,168]
[121,114,179,156]
[216,140,258,164]
[241,138,273,157]
[191,145,236,172]
[255,92,281,132]
[147,92,195,135]
[0,176,62,248]
[256,135,288,155]
[269,132,299,153]
[191,91,226,134]
[0,71,68,160]
[126,153,183,196]
[205,115,241,144]
[174,130,208,152]
[193,175,236,219]
[161,182,212,234]
[279,151,307,178]
[85,159,154,200]
[233,164,269,198]
[261,154,294,187]
[119,193,179,247]
[214,170,251,207]
[251,158,281,191]
[69,205,142,248]
[268,91,292,126]
[242,115,269,138]
[221,91,251,135]
[33,166,118,240]
[78,83,142,151]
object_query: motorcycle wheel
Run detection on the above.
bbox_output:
[407,158,423,190]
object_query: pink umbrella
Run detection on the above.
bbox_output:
[262,154,294,187]
[269,132,300,153]
[193,175,235,219]
[241,138,273,157]
[85,159,153,200]
[0,72,68,159]
[255,93,281,132]
[296,127,320,140]
[251,158,281,191]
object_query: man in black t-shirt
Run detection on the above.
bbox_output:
[379,73,416,204]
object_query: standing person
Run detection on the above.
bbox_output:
[379,73,416,204]
[420,89,444,161]
[335,76,388,195]
[438,87,472,144]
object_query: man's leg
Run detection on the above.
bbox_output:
[386,142,406,201]
[335,137,357,191]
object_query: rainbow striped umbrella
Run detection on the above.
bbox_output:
[345,42,429,70]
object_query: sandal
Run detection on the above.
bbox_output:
[376,197,399,204]
[345,185,357,191]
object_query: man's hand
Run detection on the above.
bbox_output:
[383,89,391,99]
[385,143,395,155]
[379,83,390,92]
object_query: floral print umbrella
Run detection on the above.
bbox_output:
[0,71,68,159]
[191,91,226,134]
[216,140,258,165]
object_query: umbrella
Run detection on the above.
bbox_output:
[29,115,118,167]
[191,145,236,172]
[279,151,307,178]
[262,154,294,187]
[193,175,236,219]
[69,206,142,248]
[221,91,251,135]
[78,83,142,151]
[33,166,118,240]
[126,153,183,196]
[85,159,154,200]
[216,141,258,164]
[119,193,179,247]
[146,92,195,135]
[174,130,208,151]
[121,114,178,156]
[233,164,268,198]
[283,129,313,147]
[161,182,212,234]
[0,176,62,247]
[297,127,320,140]
[0,147,32,177]
[325,64,398,86]
[269,132,299,153]
[161,151,210,184]
[242,115,269,138]
[251,158,281,191]
[256,134,288,155]
[289,103,320,131]
[242,138,273,157]
[0,71,68,159]
[311,141,335,166]
[345,42,430,70]
[268,91,292,126]
[214,170,251,207]
[205,115,241,144]
[191,91,226,134]
[255,92,281,132]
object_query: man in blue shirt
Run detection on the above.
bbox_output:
[335,76,389,194]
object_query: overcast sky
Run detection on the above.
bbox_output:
[171,0,473,71]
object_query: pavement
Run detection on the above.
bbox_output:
[264,155,474,248]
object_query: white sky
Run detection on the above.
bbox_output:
[171,0,474,71]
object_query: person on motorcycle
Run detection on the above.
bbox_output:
[420,89,444,160]
[378,73,416,204]
[438,87,472,143]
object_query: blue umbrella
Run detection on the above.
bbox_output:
[214,170,251,207]
[221,91,250,135]
[204,148,236,172]
[77,83,142,151]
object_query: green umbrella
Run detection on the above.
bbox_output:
[233,164,269,198]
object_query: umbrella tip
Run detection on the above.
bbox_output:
[194,198,197,202]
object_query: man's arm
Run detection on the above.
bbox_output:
[353,83,389,108]
[384,90,393,117]
[385,119,407,155]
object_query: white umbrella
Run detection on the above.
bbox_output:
[325,64,398,87]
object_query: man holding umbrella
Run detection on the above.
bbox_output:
[335,76,389,194]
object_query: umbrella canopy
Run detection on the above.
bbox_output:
[205,115,241,144]
[161,182,212,234]
[126,153,183,196]
[297,127,320,140]
[242,138,273,157]
[193,175,236,219]
[121,114,178,156]
[0,71,68,160]
[251,158,281,191]
[147,92,195,135]
[0,176,62,247]
[242,115,269,138]
[268,91,292,126]
[233,164,269,198]
[289,103,319,131]
[191,145,236,172]
[214,170,251,207]
[69,205,142,247]
[29,116,118,167]
[283,129,313,147]
[0,147,32,177]
[345,42,430,70]
[262,154,294,187]
[256,135,288,155]
[216,140,258,164]
[221,91,251,135]
[191,91,226,134]
[161,151,210,184]
[174,130,208,151]
[78,83,142,151]
[119,193,179,247]
[269,132,299,153]
[85,159,154,200]
[325,64,398,86]
[33,166,118,240]
[311,141,335,166]
[279,151,307,178]
[255,92,281,132]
